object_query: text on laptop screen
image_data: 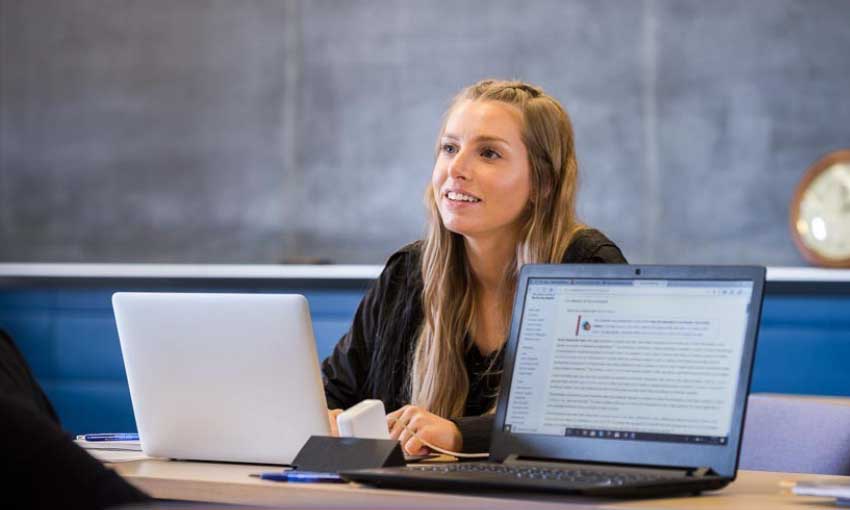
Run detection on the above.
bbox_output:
[504,278,754,446]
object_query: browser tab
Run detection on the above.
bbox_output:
[632,280,668,287]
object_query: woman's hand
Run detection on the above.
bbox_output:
[387,405,462,456]
[327,409,343,436]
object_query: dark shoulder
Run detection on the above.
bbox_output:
[375,241,424,291]
[354,241,424,353]
[562,228,627,264]
[384,241,422,273]
[387,240,422,263]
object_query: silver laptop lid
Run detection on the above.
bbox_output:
[113,292,331,465]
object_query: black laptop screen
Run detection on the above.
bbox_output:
[503,277,754,447]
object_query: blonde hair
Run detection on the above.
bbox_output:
[410,79,585,417]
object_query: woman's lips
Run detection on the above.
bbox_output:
[443,195,482,210]
[445,190,482,202]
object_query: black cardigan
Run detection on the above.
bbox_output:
[322,229,627,452]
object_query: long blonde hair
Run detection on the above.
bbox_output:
[410,79,585,417]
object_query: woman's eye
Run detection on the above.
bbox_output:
[441,143,458,154]
[481,148,501,160]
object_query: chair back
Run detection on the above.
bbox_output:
[740,393,850,475]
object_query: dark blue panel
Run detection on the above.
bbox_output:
[3,284,843,438]
[55,289,116,310]
[313,319,354,361]
[54,312,126,380]
[0,311,55,378]
[761,296,850,326]
[752,325,850,396]
[42,380,136,436]
[49,287,367,316]
[0,289,56,309]
[302,290,364,317]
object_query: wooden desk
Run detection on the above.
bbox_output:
[112,459,847,509]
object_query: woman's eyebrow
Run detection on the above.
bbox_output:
[441,133,511,146]
[474,135,511,146]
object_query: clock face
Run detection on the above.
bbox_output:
[795,161,850,261]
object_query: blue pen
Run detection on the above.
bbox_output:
[78,433,140,442]
[257,471,344,483]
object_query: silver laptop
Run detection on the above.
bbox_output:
[112,292,331,465]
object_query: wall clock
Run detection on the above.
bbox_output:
[790,149,850,267]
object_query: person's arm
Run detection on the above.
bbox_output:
[321,295,375,410]
[0,329,149,508]
[0,394,150,509]
[321,248,410,410]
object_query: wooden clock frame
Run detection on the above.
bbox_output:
[789,149,850,268]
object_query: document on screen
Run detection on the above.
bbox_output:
[505,278,753,445]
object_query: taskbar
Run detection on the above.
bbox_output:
[504,424,727,446]
[564,428,727,445]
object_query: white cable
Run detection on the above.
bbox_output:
[402,423,489,459]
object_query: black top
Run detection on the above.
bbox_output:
[321,229,627,452]
[0,329,151,509]
[0,329,59,423]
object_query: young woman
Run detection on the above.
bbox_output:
[322,79,626,456]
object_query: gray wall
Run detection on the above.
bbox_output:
[1,0,848,264]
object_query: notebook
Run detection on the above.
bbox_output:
[342,264,766,497]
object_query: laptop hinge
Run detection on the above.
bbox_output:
[688,466,717,478]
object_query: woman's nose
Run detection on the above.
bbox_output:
[447,149,471,180]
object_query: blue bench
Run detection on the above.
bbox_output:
[1,278,848,435]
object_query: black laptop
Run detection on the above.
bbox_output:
[342,264,766,497]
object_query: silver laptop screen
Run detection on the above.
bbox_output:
[504,277,754,446]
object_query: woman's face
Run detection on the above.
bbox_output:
[432,100,532,243]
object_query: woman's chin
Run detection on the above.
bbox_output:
[442,223,486,240]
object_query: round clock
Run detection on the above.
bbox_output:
[790,149,850,267]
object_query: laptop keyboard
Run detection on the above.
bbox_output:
[408,463,671,486]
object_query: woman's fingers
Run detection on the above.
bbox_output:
[387,409,404,439]
[387,405,463,456]
[398,410,437,455]
[399,411,427,455]
[404,434,426,456]
[398,423,414,447]
[391,406,426,443]
[327,409,343,436]
[388,405,414,439]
